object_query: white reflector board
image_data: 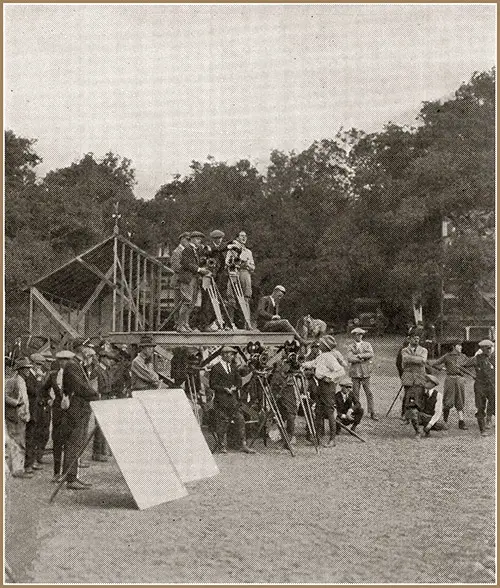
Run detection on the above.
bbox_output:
[90,398,188,510]
[133,389,219,483]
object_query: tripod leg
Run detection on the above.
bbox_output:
[293,375,320,454]
[187,375,201,425]
[260,376,295,457]
[211,280,236,329]
[206,280,225,329]
[386,384,404,417]
[335,418,366,442]
[229,274,252,329]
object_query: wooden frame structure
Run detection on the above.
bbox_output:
[28,233,291,348]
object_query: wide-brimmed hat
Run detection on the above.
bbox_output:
[319,335,337,352]
[139,334,155,347]
[55,350,75,360]
[15,358,33,370]
[188,231,205,239]
[351,327,367,335]
[424,374,440,389]
[479,339,494,348]
[210,229,225,238]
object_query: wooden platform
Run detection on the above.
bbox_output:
[106,330,292,347]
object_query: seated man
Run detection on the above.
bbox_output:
[335,380,364,433]
[256,285,305,344]
[419,374,448,436]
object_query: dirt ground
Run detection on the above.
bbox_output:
[5,335,496,584]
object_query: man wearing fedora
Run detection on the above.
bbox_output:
[131,335,160,391]
[177,231,211,332]
[463,339,495,436]
[92,347,119,462]
[5,358,33,478]
[209,346,256,454]
[347,328,378,421]
[335,379,364,434]
[61,340,100,489]
[302,335,346,447]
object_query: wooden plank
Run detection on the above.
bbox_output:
[149,261,155,330]
[115,255,144,330]
[112,236,118,331]
[135,252,141,331]
[128,246,133,332]
[117,234,174,273]
[76,256,117,289]
[31,287,80,338]
[106,330,292,347]
[90,398,188,510]
[156,265,162,328]
[133,389,219,483]
[120,242,126,331]
[74,266,114,329]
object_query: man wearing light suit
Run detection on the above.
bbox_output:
[346,327,378,420]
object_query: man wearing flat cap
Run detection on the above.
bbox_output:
[257,286,306,344]
[171,232,191,329]
[347,328,378,421]
[431,340,468,430]
[463,339,495,436]
[335,380,364,434]
[92,347,119,462]
[5,358,33,478]
[177,231,211,332]
[209,346,256,454]
[418,374,448,437]
[131,335,161,391]
[401,333,428,434]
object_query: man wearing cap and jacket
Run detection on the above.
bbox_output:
[177,232,211,332]
[463,339,495,436]
[5,358,33,478]
[401,334,428,426]
[92,348,119,461]
[171,232,191,329]
[302,335,346,447]
[256,286,306,344]
[335,380,364,434]
[62,342,100,489]
[419,374,447,436]
[346,328,378,420]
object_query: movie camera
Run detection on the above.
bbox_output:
[199,245,218,270]
[246,341,269,371]
[282,340,305,371]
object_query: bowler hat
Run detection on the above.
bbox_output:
[210,229,225,239]
[351,327,367,335]
[139,334,155,347]
[478,339,494,348]
[15,358,33,370]
[319,335,337,352]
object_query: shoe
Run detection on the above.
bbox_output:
[239,444,256,454]
[480,431,489,437]
[24,467,34,475]
[68,478,92,488]
[51,475,64,483]
[323,438,336,448]
[370,413,379,421]
[92,455,108,462]
[350,425,357,433]
[485,416,492,429]
[37,457,48,464]
[67,482,91,490]
[414,432,422,440]
[32,463,43,470]
[458,420,468,430]
[289,436,297,446]
[78,461,90,468]
[177,326,191,333]
[12,471,34,479]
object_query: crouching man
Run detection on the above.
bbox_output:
[335,379,364,434]
[404,374,447,439]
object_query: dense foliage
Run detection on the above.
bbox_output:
[5,69,495,341]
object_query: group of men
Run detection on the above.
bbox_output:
[5,338,130,487]
[169,231,306,343]
[399,334,495,438]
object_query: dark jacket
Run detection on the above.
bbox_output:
[335,389,362,416]
[209,361,242,398]
[178,244,201,284]
[63,359,99,426]
[256,295,279,330]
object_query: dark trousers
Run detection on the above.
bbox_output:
[63,413,91,482]
[277,385,298,437]
[418,412,447,430]
[337,406,364,432]
[52,407,67,476]
[314,380,337,439]
[24,419,37,469]
[35,404,51,462]
[214,394,246,444]
[474,382,495,420]
[92,425,110,458]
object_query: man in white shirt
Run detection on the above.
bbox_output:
[419,374,448,436]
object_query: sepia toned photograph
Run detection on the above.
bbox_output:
[4,3,496,584]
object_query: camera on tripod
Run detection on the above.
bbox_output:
[283,340,304,371]
[186,349,203,373]
[246,341,269,371]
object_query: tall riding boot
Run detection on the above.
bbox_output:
[443,408,450,423]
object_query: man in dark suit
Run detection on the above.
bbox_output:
[177,231,211,332]
[335,380,364,434]
[208,346,256,454]
[256,285,305,343]
[62,341,100,489]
